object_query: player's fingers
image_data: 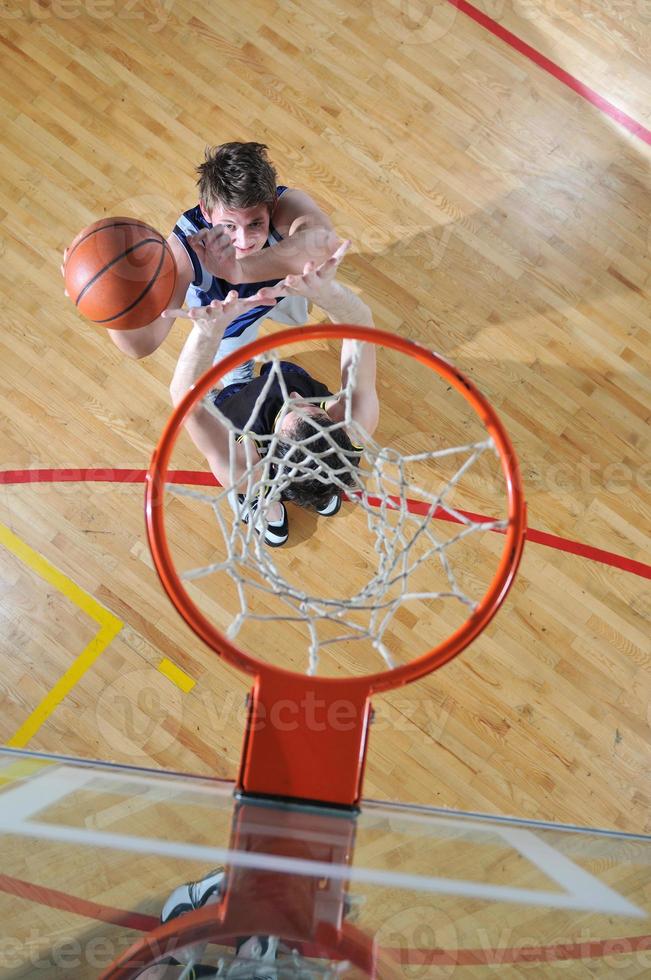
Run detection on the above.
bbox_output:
[213,292,238,307]
[209,225,232,245]
[236,293,275,307]
[252,289,279,304]
[189,307,215,320]
[161,308,193,319]
[332,238,351,263]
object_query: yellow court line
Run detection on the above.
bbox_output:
[7,620,123,748]
[0,522,124,747]
[157,657,196,694]
[0,756,54,787]
[0,522,119,628]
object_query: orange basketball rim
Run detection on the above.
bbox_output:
[145,324,527,807]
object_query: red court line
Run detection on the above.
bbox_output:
[0,873,158,933]
[367,493,651,581]
[1,871,649,966]
[0,467,213,486]
[1,468,649,580]
[396,934,651,965]
[446,0,651,145]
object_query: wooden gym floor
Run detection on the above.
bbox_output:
[0,0,650,849]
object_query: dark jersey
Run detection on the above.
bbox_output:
[214,364,333,449]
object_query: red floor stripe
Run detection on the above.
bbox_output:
[1,871,648,966]
[0,873,158,933]
[1,468,648,580]
[446,0,651,145]
[395,934,651,965]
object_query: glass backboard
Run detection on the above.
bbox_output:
[1,747,649,977]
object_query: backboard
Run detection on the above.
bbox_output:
[1,747,649,978]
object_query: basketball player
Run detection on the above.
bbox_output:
[106,142,341,375]
[168,242,378,546]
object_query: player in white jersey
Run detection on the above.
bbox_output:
[168,242,378,546]
[106,143,341,376]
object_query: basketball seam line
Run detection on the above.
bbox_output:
[75,239,169,323]
[66,220,154,260]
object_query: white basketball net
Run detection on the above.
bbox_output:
[157,944,348,979]
[169,343,507,675]
[218,946,351,978]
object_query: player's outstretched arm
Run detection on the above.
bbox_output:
[187,190,340,285]
[169,288,281,486]
[276,244,379,437]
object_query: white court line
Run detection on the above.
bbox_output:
[364,811,644,917]
[0,818,644,918]
[0,765,93,821]
[0,765,644,918]
[47,766,234,799]
[499,827,641,918]
[0,763,233,810]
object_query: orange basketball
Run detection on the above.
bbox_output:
[64,217,177,330]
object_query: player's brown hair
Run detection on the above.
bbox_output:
[197,142,278,212]
[275,417,359,512]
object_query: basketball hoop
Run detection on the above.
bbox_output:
[100,797,400,979]
[99,906,397,979]
[146,324,526,806]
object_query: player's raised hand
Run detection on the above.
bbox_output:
[60,247,69,297]
[162,287,281,330]
[186,225,242,284]
[277,240,351,301]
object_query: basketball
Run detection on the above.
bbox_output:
[64,217,177,331]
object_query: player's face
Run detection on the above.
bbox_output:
[208,203,271,257]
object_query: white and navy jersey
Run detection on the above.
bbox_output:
[172,185,289,339]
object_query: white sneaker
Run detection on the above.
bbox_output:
[236,493,289,547]
[316,493,342,517]
[161,867,225,924]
